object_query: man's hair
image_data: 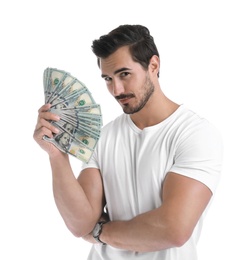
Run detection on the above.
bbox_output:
[91,24,160,76]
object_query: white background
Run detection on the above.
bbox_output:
[0,0,251,259]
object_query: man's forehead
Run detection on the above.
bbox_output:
[100,48,136,76]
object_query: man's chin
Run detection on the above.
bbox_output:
[122,106,134,115]
[122,105,142,115]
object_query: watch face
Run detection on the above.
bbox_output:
[93,223,101,237]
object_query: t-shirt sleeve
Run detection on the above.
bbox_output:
[81,147,99,171]
[170,120,223,194]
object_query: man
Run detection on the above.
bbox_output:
[34,24,222,259]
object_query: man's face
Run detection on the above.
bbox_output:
[100,46,154,114]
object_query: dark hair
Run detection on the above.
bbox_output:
[91,24,160,76]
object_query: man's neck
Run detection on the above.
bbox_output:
[130,92,179,130]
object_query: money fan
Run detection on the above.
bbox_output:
[43,67,102,163]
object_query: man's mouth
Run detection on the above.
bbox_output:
[116,94,134,105]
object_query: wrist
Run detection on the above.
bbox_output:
[49,150,68,160]
[99,221,107,244]
[92,221,108,245]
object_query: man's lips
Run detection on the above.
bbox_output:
[115,94,134,104]
[119,98,131,105]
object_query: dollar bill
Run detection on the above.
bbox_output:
[42,67,102,163]
[52,118,101,140]
[44,68,69,103]
[43,134,94,163]
[50,104,102,126]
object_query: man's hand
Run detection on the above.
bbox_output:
[33,103,62,157]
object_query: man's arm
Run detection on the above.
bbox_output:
[99,172,212,252]
[51,157,105,237]
[33,104,105,237]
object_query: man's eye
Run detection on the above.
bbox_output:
[104,77,111,82]
[121,72,130,77]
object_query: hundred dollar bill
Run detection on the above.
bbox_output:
[54,114,101,133]
[50,104,102,125]
[43,67,102,163]
[43,68,69,103]
[52,118,101,140]
[60,104,102,114]
[48,76,80,104]
[44,68,96,107]
[43,121,99,163]
[47,74,76,104]
[43,134,94,163]
[52,119,100,149]
[50,88,96,109]
[49,104,102,138]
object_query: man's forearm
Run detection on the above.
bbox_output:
[99,207,188,252]
[50,153,99,237]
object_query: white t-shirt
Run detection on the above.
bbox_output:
[82,105,223,260]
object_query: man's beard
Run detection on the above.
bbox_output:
[120,75,155,115]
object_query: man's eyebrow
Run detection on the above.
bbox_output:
[101,67,131,78]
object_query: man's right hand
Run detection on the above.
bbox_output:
[33,103,62,157]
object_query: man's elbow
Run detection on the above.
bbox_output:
[163,227,192,248]
[65,221,94,238]
[171,232,191,247]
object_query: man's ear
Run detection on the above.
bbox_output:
[149,55,160,77]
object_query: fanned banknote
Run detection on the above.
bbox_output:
[43,67,102,163]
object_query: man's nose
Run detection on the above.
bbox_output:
[112,79,125,96]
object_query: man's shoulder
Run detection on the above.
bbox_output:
[170,105,221,140]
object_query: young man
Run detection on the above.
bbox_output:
[34,25,222,259]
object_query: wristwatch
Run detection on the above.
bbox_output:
[92,221,106,245]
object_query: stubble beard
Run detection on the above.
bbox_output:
[122,75,155,115]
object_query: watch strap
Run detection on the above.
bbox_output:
[93,221,106,245]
